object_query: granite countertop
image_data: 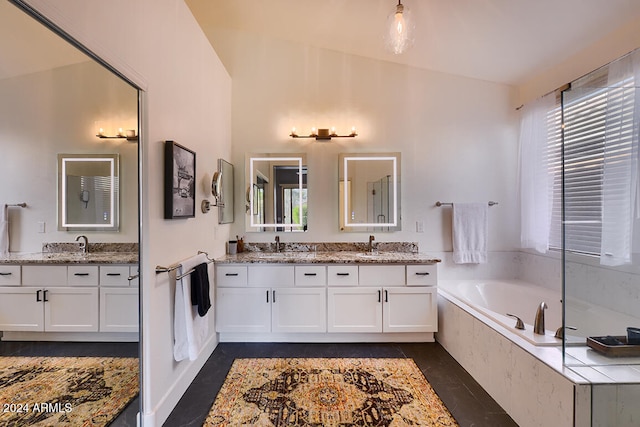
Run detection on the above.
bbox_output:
[0,252,138,265]
[215,251,441,265]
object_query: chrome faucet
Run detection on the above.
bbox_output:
[75,235,89,253]
[274,235,280,253]
[368,235,375,253]
[533,302,547,335]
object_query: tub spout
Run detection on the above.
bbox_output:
[533,302,547,335]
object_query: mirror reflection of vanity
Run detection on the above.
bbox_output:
[245,154,308,232]
[339,153,401,232]
[58,154,119,230]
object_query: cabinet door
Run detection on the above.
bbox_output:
[272,288,326,333]
[0,287,43,331]
[383,287,437,333]
[216,287,270,333]
[100,287,139,332]
[327,287,382,333]
[44,287,99,332]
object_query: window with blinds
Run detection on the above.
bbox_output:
[547,73,636,256]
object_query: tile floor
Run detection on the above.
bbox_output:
[164,342,518,427]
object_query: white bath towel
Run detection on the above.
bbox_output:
[452,202,488,264]
[173,252,210,362]
[0,205,8,255]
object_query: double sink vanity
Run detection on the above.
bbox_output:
[215,243,440,342]
[0,243,138,342]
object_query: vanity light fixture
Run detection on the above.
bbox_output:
[290,126,357,141]
[96,127,138,141]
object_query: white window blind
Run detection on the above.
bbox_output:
[547,75,636,256]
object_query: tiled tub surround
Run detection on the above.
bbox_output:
[215,244,440,343]
[438,278,640,427]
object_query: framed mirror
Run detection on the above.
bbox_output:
[58,154,119,230]
[339,153,401,232]
[245,154,307,232]
[217,158,234,224]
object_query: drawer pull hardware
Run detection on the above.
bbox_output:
[106,273,121,276]
[266,290,269,303]
[225,273,239,276]
[384,290,389,302]
[415,272,430,276]
[336,273,350,276]
[304,273,317,276]
[43,290,49,302]
[36,289,42,302]
[74,273,90,276]
[272,290,276,303]
[0,272,12,276]
[378,290,381,303]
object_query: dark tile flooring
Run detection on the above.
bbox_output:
[165,342,518,427]
[0,340,140,427]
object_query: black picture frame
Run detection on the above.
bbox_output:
[164,140,196,219]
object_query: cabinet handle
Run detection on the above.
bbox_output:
[0,272,12,276]
[225,273,239,276]
[378,290,381,303]
[106,273,121,276]
[36,289,42,302]
[43,290,49,302]
[74,273,90,276]
[128,274,139,281]
[336,273,350,276]
[384,290,388,302]
[415,272,430,276]
[266,290,269,303]
[304,273,317,276]
[272,290,276,303]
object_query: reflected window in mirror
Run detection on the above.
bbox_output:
[246,154,307,232]
[339,153,401,232]
[58,154,119,231]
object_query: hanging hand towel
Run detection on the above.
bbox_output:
[190,262,211,317]
[0,205,8,255]
[452,202,488,264]
[174,253,210,362]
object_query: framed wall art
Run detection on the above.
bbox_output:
[164,140,196,219]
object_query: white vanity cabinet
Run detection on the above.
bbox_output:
[0,263,139,337]
[216,265,326,334]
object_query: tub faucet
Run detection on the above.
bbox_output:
[533,302,547,335]
[75,235,88,253]
[368,235,375,253]
[274,235,280,253]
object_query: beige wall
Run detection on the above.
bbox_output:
[21,1,232,425]
[211,29,521,252]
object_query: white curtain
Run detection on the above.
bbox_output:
[519,93,556,253]
[600,50,640,265]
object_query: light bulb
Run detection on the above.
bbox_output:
[384,1,414,55]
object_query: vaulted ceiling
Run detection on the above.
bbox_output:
[186,0,640,86]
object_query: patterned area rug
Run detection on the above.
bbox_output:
[0,356,138,427]
[204,358,458,427]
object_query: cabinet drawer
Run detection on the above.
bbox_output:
[100,266,131,287]
[358,265,405,286]
[22,265,67,286]
[327,265,359,286]
[0,265,21,286]
[68,266,99,286]
[216,265,248,287]
[295,266,326,287]
[406,264,437,286]
[248,265,294,287]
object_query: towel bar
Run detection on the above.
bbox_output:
[156,251,214,279]
[435,201,498,207]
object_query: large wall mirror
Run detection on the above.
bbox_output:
[339,153,401,232]
[245,154,308,232]
[58,154,119,230]
[1,1,141,424]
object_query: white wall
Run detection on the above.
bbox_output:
[20,1,232,426]
[0,61,138,252]
[211,30,520,263]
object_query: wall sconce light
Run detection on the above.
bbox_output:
[290,126,358,141]
[96,127,138,141]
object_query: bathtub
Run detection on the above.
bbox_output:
[438,279,637,346]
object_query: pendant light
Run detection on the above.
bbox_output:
[384,0,414,55]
